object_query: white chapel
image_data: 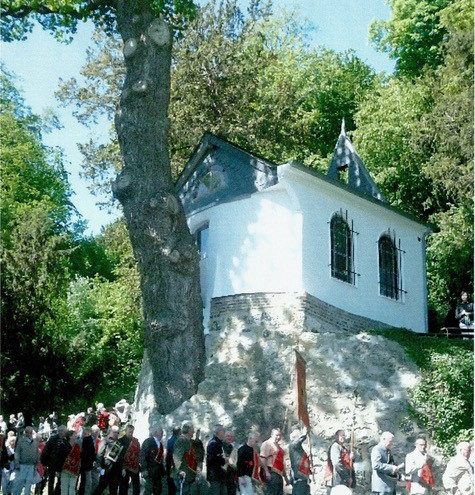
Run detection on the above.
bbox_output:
[175,124,431,333]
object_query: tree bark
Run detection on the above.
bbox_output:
[113,0,205,414]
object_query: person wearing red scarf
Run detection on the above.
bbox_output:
[140,427,165,495]
[260,429,289,495]
[119,425,141,495]
[60,430,82,495]
[405,437,435,494]
[289,429,312,495]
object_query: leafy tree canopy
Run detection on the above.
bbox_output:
[55,0,377,201]
[370,0,454,76]
[358,0,473,320]
[0,0,198,42]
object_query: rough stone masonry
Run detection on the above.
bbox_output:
[133,292,445,494]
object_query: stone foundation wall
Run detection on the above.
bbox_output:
[133,292,443,494]
[210,292,392,335]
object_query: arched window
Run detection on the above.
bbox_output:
[378,233,399,299]
[330,212,355,284]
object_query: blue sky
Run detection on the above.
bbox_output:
[1,0,393,235]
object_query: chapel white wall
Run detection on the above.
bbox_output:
[187,188,303,331]
[187,170,429,334]
[280,167,429,333]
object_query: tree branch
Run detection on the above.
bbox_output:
[1,0,117,20]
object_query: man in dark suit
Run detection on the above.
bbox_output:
[140,427,165,495]
[206,425,227,495]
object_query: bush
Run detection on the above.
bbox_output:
[371,328,473,455]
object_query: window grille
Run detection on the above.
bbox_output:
[329,210,358,284]
[378,230,406,299]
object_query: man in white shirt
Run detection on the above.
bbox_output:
[443,441,473,495]
[405,437,434,494]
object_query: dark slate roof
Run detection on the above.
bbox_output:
[176,132,430,230]
[175,133,278,216]
[327,119,386,202]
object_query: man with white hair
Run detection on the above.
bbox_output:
[405,436,434,494]
[442,441,473,495]
[370,432,402,495]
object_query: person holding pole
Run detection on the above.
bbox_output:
[173,423,200,495]
[289,428,312,495]
[326,430,356,491]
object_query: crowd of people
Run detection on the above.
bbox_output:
[0,407,473,495]
[2,284,473,495]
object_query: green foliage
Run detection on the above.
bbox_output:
[352,78,434,218]
[0,68,142,415]
[357,0,473,322]
[0,0,197,43]
[370,0,454,76]
[56,0,376,195]
[373,329,473,455]
[426,206,473,319]
[46,218,143,411]
[0,66,76,413]
[54,273,143,408]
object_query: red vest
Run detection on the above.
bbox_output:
[184,445,197,471]
[297,451,311,477]
[251,451,263,482]
[63,444,81,476]
[271,448,285,475]
[123,438,140,473]
[420,463,435,487]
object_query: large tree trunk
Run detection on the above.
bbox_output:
[113,0,205,414]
